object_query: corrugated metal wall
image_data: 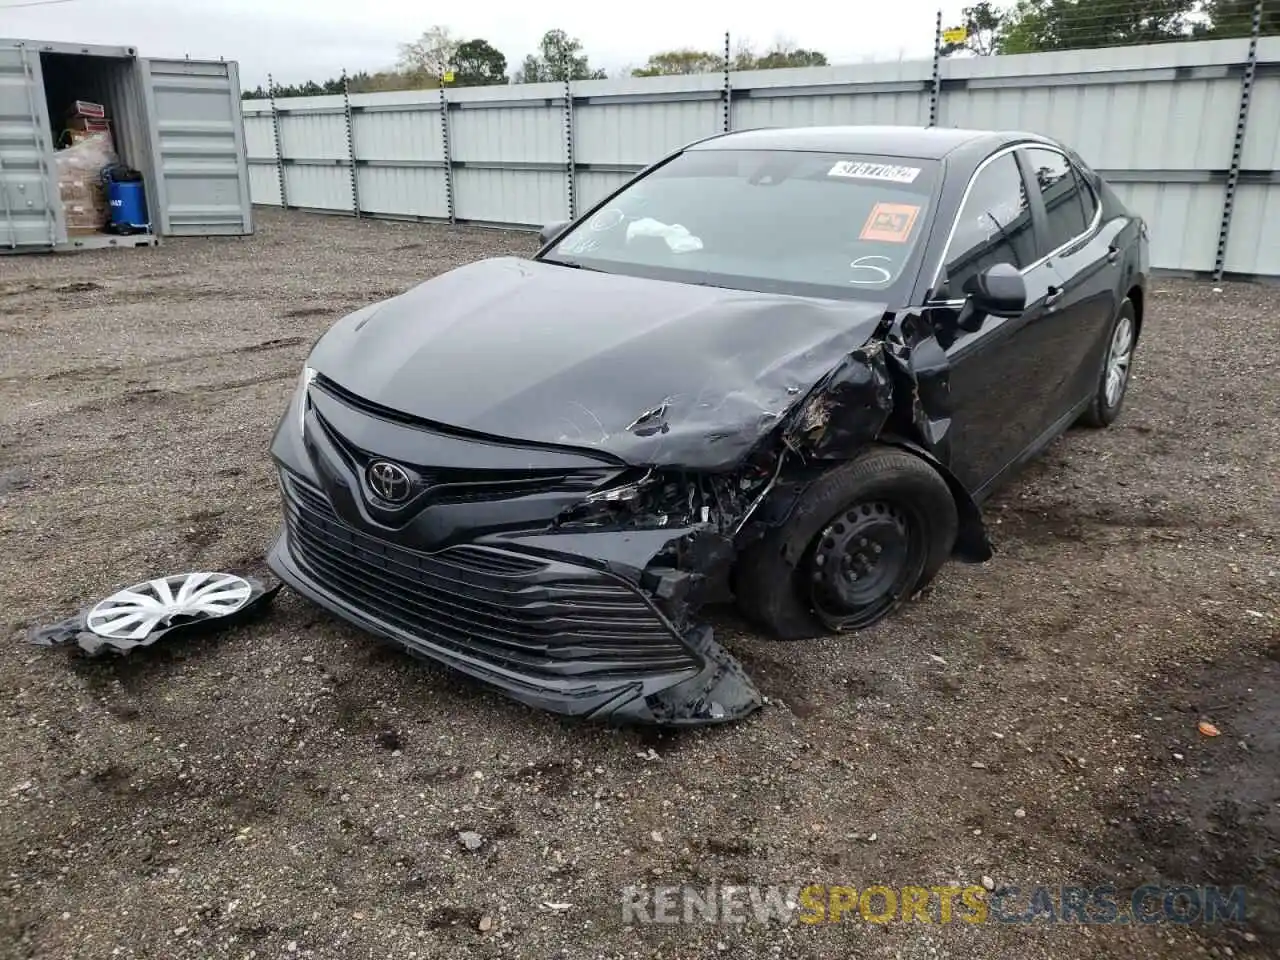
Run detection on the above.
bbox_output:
[140,58,254,235]
[0,45,61,247]
[243,36,1280,277]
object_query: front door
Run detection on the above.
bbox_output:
[928,149,1059,495]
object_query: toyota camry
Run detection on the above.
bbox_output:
[267,125,1148,726]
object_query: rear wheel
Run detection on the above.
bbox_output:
[734,447,958,640]
[1079,299,1136,428]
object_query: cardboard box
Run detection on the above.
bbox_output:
[66,115,110,133]
[67,126,114,152]
[66,100,105,120]
[55,133,112,234]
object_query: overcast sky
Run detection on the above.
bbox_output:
[5,0,963,87]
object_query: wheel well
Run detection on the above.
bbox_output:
[1127,285,1144,340]
[875,436,992,563]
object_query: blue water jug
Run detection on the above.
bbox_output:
[106,170,148,233]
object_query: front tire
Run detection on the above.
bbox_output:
[1079,298,1137,428]
[734,447,958,640]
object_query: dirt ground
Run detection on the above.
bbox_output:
[1,208,1276,960]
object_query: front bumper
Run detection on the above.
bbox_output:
[267,383,760,725]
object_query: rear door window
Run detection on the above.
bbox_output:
[1073,164,1099,226]
[1024,147,1093,256]
[940,151,1036,296]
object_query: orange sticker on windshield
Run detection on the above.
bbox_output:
[860,202,921,243]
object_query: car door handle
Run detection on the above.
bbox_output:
[1107,245,1120,264]
[1045,285,1064,308]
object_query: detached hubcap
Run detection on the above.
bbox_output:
[86,573,253,640]
[1105,315,1133,407]
[810,502,912,617]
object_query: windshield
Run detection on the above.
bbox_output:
[543,149,940,301]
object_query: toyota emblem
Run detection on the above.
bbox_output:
[367,460,412,503]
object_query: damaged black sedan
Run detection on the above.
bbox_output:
[268,125,1148,725]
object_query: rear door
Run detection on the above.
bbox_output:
[1017,146,1118,414]
[140,57,253,236]
[0,43,64,249]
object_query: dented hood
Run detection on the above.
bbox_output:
[309,256,887,470]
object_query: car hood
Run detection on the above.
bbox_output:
[309,257,888,470]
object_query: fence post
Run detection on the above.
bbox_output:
[722,31,732,133]
[1213,0,1263,282]
[341,69,361,218]
[268,73,288,209]
[928,10,943,127]
[563,78,577,221]
[438,72,456,225]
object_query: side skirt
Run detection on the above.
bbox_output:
[972,393,1094,505]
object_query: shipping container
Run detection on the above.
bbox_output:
[0,38,253,253]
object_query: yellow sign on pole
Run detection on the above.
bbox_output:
[942,26,968,44]
[442,70,455,83]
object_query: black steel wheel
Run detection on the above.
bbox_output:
[735,446,958,640]
[808,500,923,629]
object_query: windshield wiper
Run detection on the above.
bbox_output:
[539,257,597,271]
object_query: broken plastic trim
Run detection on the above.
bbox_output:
[783,341,895,460]
[27,573,282,657]
[640,624,760,725]
[555,462,776,535]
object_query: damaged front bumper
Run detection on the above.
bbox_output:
[269,476,759,725]
[268,383,761,726]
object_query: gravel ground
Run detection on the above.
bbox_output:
[1,208,1277,960]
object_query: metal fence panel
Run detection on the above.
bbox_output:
[574,100,720,166]
[454,168,566,225]
[941,46,1247,167]
[352,106,445,164]
[730,61,932,130]
[574,171,631,214]
[248,162,282,207]
[355,166,449,219]
[450,105,563,164]
[282,163,351,212]
[242,36,1280,276]
[1224,184,1280,275]
[1111,181,1225,273]
[1241,38,1280,171]
[732,89,930,130]
[243,113,276,159]
[279,110,349,161]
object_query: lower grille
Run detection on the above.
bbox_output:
[280,472,697,681]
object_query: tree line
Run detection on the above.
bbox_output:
[242,26,831,98]
[244,4,1279,99]
[944,0,1277,57]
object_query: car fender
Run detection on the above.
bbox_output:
[877,433,993,563]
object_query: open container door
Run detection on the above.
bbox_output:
[0,42,65,249]
[140,57,252,236]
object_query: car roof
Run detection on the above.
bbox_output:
[688,125,1054,160]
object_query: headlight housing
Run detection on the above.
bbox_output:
[556,470,717,531]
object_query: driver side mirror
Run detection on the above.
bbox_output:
[953,263,1027,332]
[538,220,570,246]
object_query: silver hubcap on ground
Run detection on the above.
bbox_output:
[1105,315,1134,407]
[86,573,253,640]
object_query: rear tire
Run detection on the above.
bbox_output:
[734,447,958,640]
[1079,298,1137,428]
